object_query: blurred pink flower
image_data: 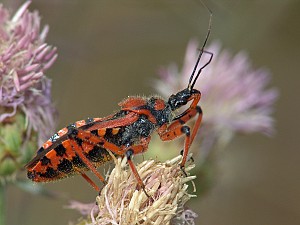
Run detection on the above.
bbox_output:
[171,209,198,225]
[67,200,99,216]
[0,1,58,143]
[155,39,278,154]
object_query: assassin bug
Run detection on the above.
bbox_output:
[25,8,213,195]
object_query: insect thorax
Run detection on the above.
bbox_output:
[146,96,173,127]
[112,96,173,146]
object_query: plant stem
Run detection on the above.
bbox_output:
[0,184,5,225]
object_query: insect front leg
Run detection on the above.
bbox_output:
[158,105,203,172]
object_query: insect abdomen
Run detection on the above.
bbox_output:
[27,133,113,182]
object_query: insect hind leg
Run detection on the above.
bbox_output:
[67,130,107,192]
[68,127,152,197]
[76,169,100,192]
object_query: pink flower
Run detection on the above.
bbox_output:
[0,1,57,180]
[155,40,278,158]
[0,1,57,144]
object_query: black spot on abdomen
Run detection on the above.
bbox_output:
[57,158,73,174]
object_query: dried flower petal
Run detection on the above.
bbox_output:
[67,200,99,216]
[75,154,197,225]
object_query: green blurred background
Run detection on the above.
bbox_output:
[2,0,300,224]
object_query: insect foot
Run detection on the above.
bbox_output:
[180,150,195,178]
[92,154,197,225]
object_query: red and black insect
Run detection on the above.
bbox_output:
[25,17,213,195]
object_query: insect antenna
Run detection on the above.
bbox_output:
[188,1,214,90]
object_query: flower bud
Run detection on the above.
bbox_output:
[0,112,37,181]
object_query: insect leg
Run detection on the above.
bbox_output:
[177,105,203,147]
[68,135,107,191]
[105,136,152,197]
[178,106,203,168]
[126,149,151,198]
[71,128,152,195]
[158,105,203,170]
[77,170,101,192]
[158,124,191,175]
